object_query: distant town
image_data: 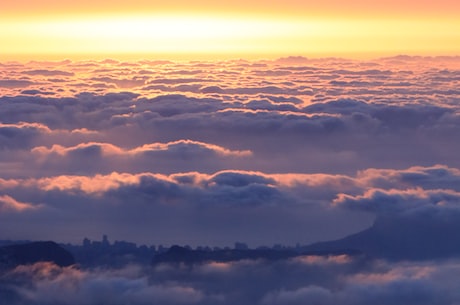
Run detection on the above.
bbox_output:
[0,235,357,268]
[66,235,312,267]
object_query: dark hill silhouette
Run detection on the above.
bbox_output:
[153,246,295,265]
[303,215,460,260]
[0,241,75,268]
[152,245,360,265]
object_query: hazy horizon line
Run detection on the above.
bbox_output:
[2,52,460,63]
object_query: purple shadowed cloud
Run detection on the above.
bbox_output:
[1,56,460,305]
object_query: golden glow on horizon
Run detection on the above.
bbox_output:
[2,0,460,19]
[1,13,459,60]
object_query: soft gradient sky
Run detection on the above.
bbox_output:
[1,0,459,60]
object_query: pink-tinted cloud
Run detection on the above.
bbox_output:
[0,195,38,213]
[0,55,460,305]
[0,57,460,275]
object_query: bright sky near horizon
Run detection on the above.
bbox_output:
[1,0,459,60]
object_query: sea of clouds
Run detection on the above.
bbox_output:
[1,55,460,304]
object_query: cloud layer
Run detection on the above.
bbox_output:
[1,56,460,303]
[3,256,460,305]
[0,56,459,245]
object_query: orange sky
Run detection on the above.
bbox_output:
[1,0,459,60]
[2,0,459,16]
